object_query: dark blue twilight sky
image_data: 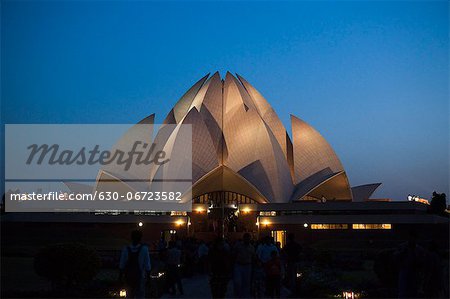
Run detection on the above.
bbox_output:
[1,1,448,201]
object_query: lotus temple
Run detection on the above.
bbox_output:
[4,72,448,245]
[97,71,380,204]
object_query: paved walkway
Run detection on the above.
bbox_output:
[161,274,232,298]
[161,274,290,298]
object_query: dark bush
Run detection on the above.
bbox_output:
[34,242,101,292]
[313,250,333,267]
[373,248,398,289]
[296,266,339,298]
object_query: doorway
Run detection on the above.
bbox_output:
[271,230,286,248]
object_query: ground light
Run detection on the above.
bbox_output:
[303,223,308,228]
[138,221,143,227]
[150,272,165,279]
[342,291,360,299]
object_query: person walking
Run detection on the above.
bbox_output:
[232,233,255,298]
[197,240,209,274]
[282,233,302,291]
[395,230,426,298]
[265,250,282,298]
[256,236,278,264]
[209,237,231,298]
[119,230,151,299]
[166,240,183,295]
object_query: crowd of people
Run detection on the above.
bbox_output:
[119,230,303,298]
[158,232,302,298]
[118,230,447,299]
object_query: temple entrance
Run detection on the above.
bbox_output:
[191,191,259,238]
[208,205,238,235]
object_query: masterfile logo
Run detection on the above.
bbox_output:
[26,141,170,171]
[5,124,192,212]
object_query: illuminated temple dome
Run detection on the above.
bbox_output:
[96,72,380,203]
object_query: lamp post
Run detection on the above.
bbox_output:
[221,196,225,239]
[256,215,260,238]
[187,215,191,236]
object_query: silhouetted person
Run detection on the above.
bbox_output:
[166,240,183,295]
[197,240,209,274]
[233,233,255,298]
[157,235,167,251]
[256,236,277,264]
[265,250,281,298]
[395,230,426,298]
[119,230,151,299]
[275,241,281,252]
[252,259,265,298]
[209,237,231,298]
[282,233,302,290]
[423,241,443,298]
[184,237,197,277]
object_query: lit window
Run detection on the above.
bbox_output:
[241,207,251,214]
[195,207,205,213]
[352,224,392,230]
[170,211,187,216]
[259,211,276,216]
[310,224,348,230]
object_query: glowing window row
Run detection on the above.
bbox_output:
[310,224,392,230]
[352,224,392,230]
[311,224,348,230]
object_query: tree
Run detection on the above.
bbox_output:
[429,192,447,215]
